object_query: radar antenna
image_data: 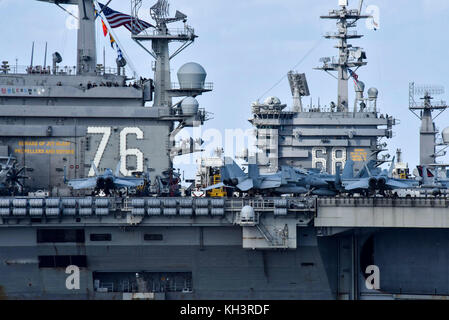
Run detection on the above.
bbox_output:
[409,82,449,166]
[287,72,310,112]
[150,0,170,22]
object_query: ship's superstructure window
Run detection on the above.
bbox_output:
[144,234,163,241]
[37,229,85,243]
[90,234,112,241]
[38,255,87,268]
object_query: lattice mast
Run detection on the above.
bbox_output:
[316,0,370,112]
[409,83,449,166]
[131,0,196,108]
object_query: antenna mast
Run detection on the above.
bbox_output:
[30,42,35,68]
[315,0,371,112]
[131,0,208,108]
[43,42,48,70]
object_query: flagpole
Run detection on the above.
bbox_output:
[103,46,106,74]
[30,42,34,69]
[94,0,139,79]
[96,0,113,17]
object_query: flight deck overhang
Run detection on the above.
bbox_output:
[316,197,449,229]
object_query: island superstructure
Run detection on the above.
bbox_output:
[0,0,211,194]
[250,0,394,174]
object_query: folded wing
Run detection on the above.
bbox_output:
[114,178,144,189]
[68,178,97,190]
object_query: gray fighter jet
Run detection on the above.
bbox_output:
[202,158,282,193]
[341,157,418,194]
[202,158,337,195]
[65,162,145,195]
[279,166,339,196]
[416,166,449,196]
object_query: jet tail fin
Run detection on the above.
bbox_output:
[418,165,435,185]
[63,165,67,184]
[248,163,259,180]
[417,165,424,178]
[115,161,121,177]
[424,166,435,185]
[388,156,396,178]
[335,167,342,189]
[342,158,355,180]
[223,157,246,179]
[146,167,151,183]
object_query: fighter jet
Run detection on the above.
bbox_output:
[416,166,449,196]
[202,158,337,196]
[278,166,340,196]
[65,162,145,195]
[201,158,282,193]
[341,157,418,195]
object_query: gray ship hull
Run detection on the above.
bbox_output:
[0,225,337,300]
[2,217,449,300]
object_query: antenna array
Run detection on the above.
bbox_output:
[151,0,170,21]
[413,85,445,97]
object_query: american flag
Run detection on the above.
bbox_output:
[98,3,153,34]
[347,68,359,82]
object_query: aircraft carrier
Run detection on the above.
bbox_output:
[1,0,449,300]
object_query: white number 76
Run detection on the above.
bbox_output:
[87,127,144,177]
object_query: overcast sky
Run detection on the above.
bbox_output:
[1,0,449,178]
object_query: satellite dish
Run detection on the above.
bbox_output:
[52,52,62,64]
[116,57,127,68]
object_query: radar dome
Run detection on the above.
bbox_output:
[354,81,365,92]
[240,206,255,221]
[181,97,199,116]
[368,87,379,99]
[177,62,207,89]
[264,96,281,105]
[443,127,449,144]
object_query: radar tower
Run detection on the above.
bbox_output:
[131,0,211,108]
[409,83,449,166]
